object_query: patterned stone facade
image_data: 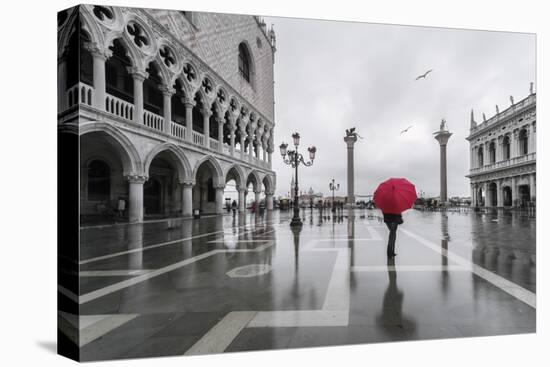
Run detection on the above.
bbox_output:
[466,91,536,207]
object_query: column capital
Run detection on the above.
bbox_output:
[179,179,195,187]
[201,108,213,118]
[183,97,195,108]
[84,42,112,60]
[125,174,148,184]
[265,191,274,196]
[236,186,247,193]
[253,190,262,195]
[214,184,226,190]
[127,66,149,81]
[159,85,175,97]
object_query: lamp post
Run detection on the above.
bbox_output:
[329,178,340,213]
[280,132,316,227]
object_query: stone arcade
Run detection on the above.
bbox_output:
[58,6,277,222]
[466,88,536,208]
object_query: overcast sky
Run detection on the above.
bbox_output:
[264,16,535,199]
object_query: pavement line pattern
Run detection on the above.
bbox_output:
[401,228,536,308]
[78,242,275,304]
[245,241,351,328]
[184,311,257,355]
[80,221,276,265]
[351,265,469,272]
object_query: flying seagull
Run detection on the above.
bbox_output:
[400,125,414,134]
[415,69,433,80]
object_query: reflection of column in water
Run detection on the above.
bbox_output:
[127,224,144,269]
[291,225,302,272]
[347,208,356,287]
[510,250,532,288]
[181,219,193,258]
[496,247,513,278]
[440,214,449,296]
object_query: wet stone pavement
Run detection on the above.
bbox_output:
[60,208,536,361]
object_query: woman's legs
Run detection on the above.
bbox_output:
[387,222,398,257]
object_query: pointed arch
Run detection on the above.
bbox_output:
[245,170,262,192]
[224,164,246,188]
[143,143,192,182]
[79,122,142,176]
[262,174,275,194]
[193,156,224,186]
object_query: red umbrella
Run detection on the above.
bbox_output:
[373,178,417,214]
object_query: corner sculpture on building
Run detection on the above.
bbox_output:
[466,86,536,208]
[58,5,277,222]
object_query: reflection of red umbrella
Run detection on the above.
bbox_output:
[373,178,417,214]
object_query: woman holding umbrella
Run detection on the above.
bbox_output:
[373,178,417,258]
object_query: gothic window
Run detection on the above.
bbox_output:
[126,22,149,48]
[238,43,251,82]
[88,160,110,200]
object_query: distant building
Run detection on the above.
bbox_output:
[466,88,536,207]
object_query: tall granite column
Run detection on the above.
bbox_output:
[433,121,453,204]
[344,134,358,206]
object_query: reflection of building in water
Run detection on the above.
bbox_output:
[466,87,536,208]
[59,6,277,222]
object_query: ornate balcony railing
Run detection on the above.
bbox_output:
[209,138,219,151]
[143,110,164,133]
[67,82,93,108]
[171,122,186,140]
[66,82,272,171]
[106,93,134,120]
[192,131,205,146]
[469,152,536,175]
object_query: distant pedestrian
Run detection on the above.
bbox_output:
[383,213,403,258]
[251,201,257,214]
[231,200,237,216]
[117,197,126,218]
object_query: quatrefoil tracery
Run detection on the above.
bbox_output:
[127,23,149,48]
[93,6,113,21]
[159,46,176,67]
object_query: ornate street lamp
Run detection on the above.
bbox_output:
[329,178,340,213]
[280,132,316,227]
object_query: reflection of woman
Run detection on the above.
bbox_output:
[379,258,404,325]
[383,213,403,258]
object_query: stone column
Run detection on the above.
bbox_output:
[160,86,174,135]
[215,185,225,214]
[237,187,246,213]
[57,56,67,112]
[239,128,246,160]
[229,123,236,156]
[529,173,536,201]
[483,182,489,207]
[470,183,476,207]
[202,109,211,148]
[344,134,358,205]
[217,117,224,153]
[496,180,503,207]
[126,175,147,223]
[531,123,536,153]
[511,176,518,207]
[266,191,274,210]
[497,137,503,162]
[90,50,108,110]
[434,128,453,203]
[511,130,519,158]
[254,190,262,207]
[249,137,254,161]
[183,98,194,143]
[128,67,148,125]
[181,180,194,217]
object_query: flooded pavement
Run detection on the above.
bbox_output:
[62,208,535,360]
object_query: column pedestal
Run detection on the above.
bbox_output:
[434,128,453,204]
